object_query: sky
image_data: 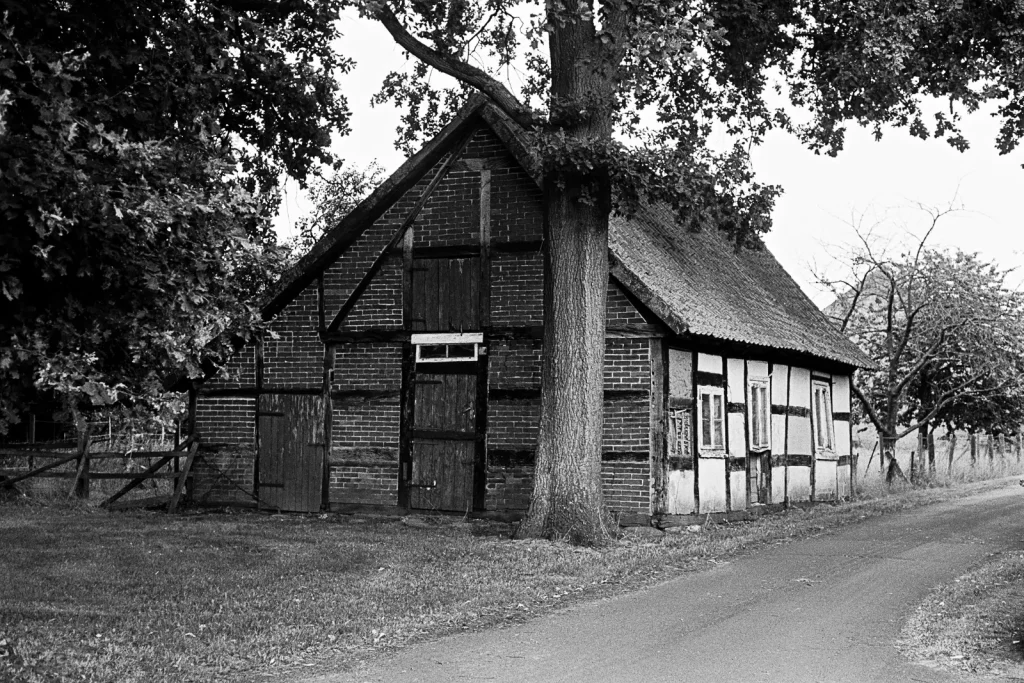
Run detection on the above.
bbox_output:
[274,12,1024,307]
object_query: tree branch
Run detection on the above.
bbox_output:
[852,382,889,436]
[370,4,535,128]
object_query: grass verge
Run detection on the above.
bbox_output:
[900,548,1024,680]
[0,478,1015,683]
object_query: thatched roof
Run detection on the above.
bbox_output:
[265,97,872,369]
[610,204,871,368]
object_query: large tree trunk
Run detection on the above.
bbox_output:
[517,6,617,544]
[518,174,611,543]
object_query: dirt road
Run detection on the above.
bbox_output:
[306,484,1024,683]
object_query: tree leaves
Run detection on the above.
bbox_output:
[0,2,348,432]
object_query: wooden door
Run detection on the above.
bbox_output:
[410,257,480,331]
[749,453,770,504]
[410,372,477,512]
[258,394,325,513]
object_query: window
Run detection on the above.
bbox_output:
[697,387,725,450]
[411,333,483,364]
[668,409,691,459]
[748,379,770,451]
[811,380,835,452]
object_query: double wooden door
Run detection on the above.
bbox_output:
[409,369,478,512]
[258,394,325,513]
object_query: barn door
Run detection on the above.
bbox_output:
[409,358,479,513]
[258,394,325,513]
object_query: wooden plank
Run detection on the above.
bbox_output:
[479,168,491,329]
[398,342,416,508]
[437,258,450,330]
[99,455,176,506]
[168,443,199,513]
[0,454,79,487]
[649,338,667,515]
[0,448,78,459]
[322,341,335,513]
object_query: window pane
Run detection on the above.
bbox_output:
[751,389,760,446]
[701,394,711,446]
[713,395,723,447]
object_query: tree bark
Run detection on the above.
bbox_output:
[517,6,616,544]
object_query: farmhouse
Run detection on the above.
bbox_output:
[191,97,871,520]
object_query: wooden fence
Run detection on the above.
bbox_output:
[0,430,199,512]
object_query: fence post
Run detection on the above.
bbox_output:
[27,413,35,473]
[1017,433,1022,464]
[970,432,977,467]
[987,434,995,465]
[73,424,92,499]
[946,431,956,477]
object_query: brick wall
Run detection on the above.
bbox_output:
[332,401,400,450]
[602,461,650,513]
[414,166,479,247]
[606,282,648,324]
[604,339,649,390]
[491,166,543,243]
[487,399,540,449]
[492,252,544,325]
[264,284,321,389]
[195,397,254,446]
[488,339,542,389]
[337,258,403,331]
[332,342,402,391]
[485,465,533,511]
[204,345,257,390]
[603,402,649,452]
[329,463,399,506]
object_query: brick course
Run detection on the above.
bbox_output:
[332,401,400,449]
[329,463,399,506]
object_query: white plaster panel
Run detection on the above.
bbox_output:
[747,360,769,381]
[667,470,695,515]
[789,466,811,502]
[815,460,838,500]
[832,374,851,413]
[698,456,727,513]
[728,416,746,458]
[697,353,723,375]
[771,364,789,404]
[837,465,851,498]
[771,466,787,503]
[772,413,787,454]
[788,415,812,455]
[789,367,811,408]
[727,358,745,402]
[730,470,747,510]
[668,349,693,398]
[835,419,851,457]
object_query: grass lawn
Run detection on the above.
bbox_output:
[0,479,1015,683]
[900,547,1024,679]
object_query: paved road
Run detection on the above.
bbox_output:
[306,482,1024,683]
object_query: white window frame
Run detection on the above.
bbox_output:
[747,379,771,452]
[697,386,726,451]
[811,380,836,453]
[411,332,483,364]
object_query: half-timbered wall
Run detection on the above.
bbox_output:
[661,350,855,516]
[191,116,857,518]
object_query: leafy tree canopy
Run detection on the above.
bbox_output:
[0,0,350,432]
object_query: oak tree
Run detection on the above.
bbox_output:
[349,0,1024,543]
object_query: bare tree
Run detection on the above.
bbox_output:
[820,204,1024,482]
